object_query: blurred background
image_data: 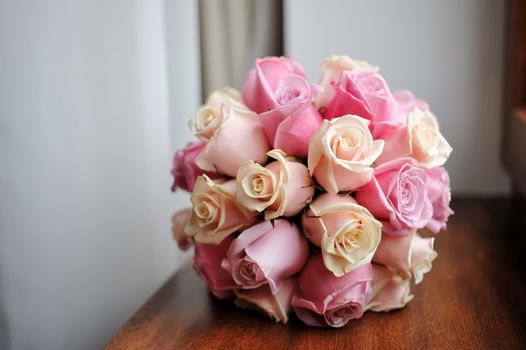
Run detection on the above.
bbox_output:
[0,0,517,349]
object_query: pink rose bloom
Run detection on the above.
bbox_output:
[171,142,219,192]
[171,209,193,251]
[291,254,372,328]
[194,235,238,299]
[234,277,297,323]
[323,69,398,124]
[425,167,453,233]
[372,230,437,284]
[355,157,433,236]
[222,220,308,293]
[366,264,414,312]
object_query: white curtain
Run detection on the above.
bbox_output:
[0,0,200,349]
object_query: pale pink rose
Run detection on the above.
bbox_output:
[323,69,398,124]
[236,149,314,220]
[171,142,220,192]
[171,209,193,251]
[372,231,437,283]
[194,235,238,299]
[355,157,433,236]
[242,56,307,113]
[222,220,308,293]
[189,88,270,177]
[425,167,453,233]
[302,193,382,277]
[366,264,414,312]
[291,254,372,328]
[308,115,384,194]
[185,175,257,244]
[316,55,379,109]
[234,277,296,323]
[259,75,323,158]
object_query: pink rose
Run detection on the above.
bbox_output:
[222,220,308,293]
[236,149,314,220]
[291,254,372,328]
[194,235,238,299]
[308,115,384,193]
[234,277,296,323]
[355,157,433,236]
[425,167,453,233]
[171,209,193,251]
[323,69,398,124]
[366,264,414,312]
[170,142,219,192]
[373,230,437,283]
[185,175,257,244]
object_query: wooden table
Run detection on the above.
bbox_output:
[105,198,526,349]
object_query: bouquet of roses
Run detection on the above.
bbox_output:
[170,55,453,327]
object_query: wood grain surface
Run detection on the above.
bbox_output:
[105,198,526,349]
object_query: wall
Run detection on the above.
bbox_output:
[286,0,510,195]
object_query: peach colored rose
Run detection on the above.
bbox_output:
[185,175,256,244]
[234,277,296,323]
[171,209,193,251]
[366,264,414,312]
[308,115,384,194]
[236,149,314,220]
[302,193,382,277]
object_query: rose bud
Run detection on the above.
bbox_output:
[302,193,382,277]
[222,220,308,293]
[323,69,398,123]
[372,230,437,283]
[189,88,270,177]
[355,157,433,236]
[316,55,379,109]
[171,209,193,251]
[236,149,314,220]
[234,277,296,323]
[291,254,372,328]
[425,167,454,233]
[366,264,414,312]
[242,56,307,113]
[308,115,384,193]
[170,142,220,192]
[185,175,257,245]
[194,235,238,299]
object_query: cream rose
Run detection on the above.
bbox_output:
[366,264,414,312]
[316,55,379,109]
[302,193,382,277]
[236,149,314,220]
[185,175,256,244]
[407,107,452,168]
[308,115,384,194]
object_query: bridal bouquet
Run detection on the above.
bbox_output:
[170,55,453,327]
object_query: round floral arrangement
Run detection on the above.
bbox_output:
[170,55,453,327]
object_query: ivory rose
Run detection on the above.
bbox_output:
[171,209,193,251]
[234,277,296,323]
[302,193,382,277]
[170,142,220,192]
[185,175,256,244]
[426,167,453,233]
[222,220,308,293]
[189,88,270,177]
[194,235,238,299]
[308,115,384,193]
[366,264,414,312]
[236,149,314,220]
[291,254,372,328]
[316,55,379,109]
[323,69,398,123]
[372,230,437,283]
[355,157,433,236]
